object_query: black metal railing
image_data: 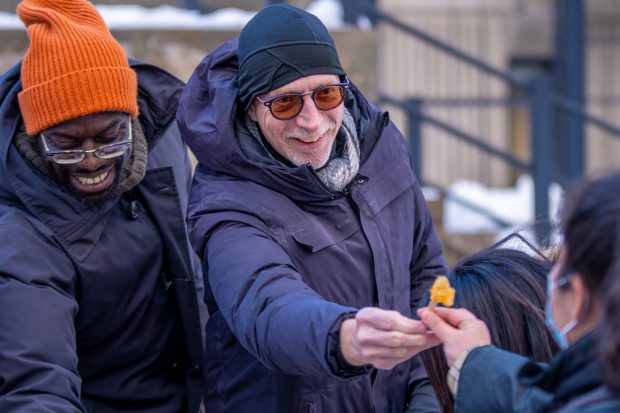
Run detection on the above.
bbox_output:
[363,2,620,240]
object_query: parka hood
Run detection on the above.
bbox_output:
[177,38,386,203]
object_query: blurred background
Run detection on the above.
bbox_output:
[1,0,619,262]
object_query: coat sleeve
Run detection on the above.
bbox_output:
[455,345,553,413]
[409,178,447,312]
[0,220,84,413]
[203,221,360,377]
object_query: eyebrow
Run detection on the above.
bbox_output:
[45,119,126,139]
[269,80,341,97]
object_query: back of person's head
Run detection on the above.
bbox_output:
[559,170,620,298]
[421,235,557,413]
[17,0,138,136]
[598,203,620,393]
[236,4,345,112]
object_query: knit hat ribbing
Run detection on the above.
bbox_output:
[17,0,138,135]
[237,4,345,113]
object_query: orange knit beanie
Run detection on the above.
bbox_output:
[17,0,138,135]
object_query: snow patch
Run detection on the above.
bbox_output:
[442,175,563,236]
[0,2,345,31]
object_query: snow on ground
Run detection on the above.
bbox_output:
[441,175,564,237]
[306,0,343,29]
[96,5,254,30]
[0,10,21,29]
[0,0,345,30]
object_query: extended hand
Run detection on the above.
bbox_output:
[417,307,491,367]
[339,307,440,370]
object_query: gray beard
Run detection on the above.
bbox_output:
[238,107,361,192]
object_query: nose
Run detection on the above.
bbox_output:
[74,138,105,171]
[78,151,105,171]
[294,95,322,131]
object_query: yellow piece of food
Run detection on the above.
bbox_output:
[430,275,455,307]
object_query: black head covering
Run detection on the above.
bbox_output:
[237,4,346,113]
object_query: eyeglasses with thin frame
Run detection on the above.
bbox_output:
[256,77,350,121]
[491,231,554,264]
[40,116,132,165]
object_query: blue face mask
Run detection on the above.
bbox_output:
[545,274,577,350]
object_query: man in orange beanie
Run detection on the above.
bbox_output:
[0,1,205,412]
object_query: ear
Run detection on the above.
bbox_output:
[247,102,258,122]
[571,273,589,319]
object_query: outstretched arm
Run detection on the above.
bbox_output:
[419,307,552,413]
[206,222,360,377]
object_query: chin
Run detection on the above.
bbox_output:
[78,188,117,204]
[289,147,333,169]
[308,151,333,169]
[308,159,329,169]
[61,156,126,204]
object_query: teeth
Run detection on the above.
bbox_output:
[297,137,320,143]
[76,170,109,186]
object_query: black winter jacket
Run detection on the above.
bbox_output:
[454,333,620,413]
[0,61,205,413]
[178,38,447,413]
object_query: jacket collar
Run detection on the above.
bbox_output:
[523,332,602,406]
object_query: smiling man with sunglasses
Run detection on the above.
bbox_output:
[178,4,447,413]
[0,1,206,412]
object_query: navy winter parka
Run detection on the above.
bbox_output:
[177,39,447,413]
[0,61,205,412]
[454,333,620,413]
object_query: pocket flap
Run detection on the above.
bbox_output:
[361,159,415,215]
[289,219,359,253]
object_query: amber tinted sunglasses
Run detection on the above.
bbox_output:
[256,77,350,120]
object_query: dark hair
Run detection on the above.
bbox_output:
[420,237,558,413]
[560,171,620,297]
[593,173,620,392]
[599,252,620,393]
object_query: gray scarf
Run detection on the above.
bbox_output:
[316,108,360,191]
[14,118,148,194]
[240,108,360,192]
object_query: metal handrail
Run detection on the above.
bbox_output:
[364,5,529,89]
[553,94,620,139]
[424,180,515,228]
[368,3,620,141]
[408,96,527,108]
[367,2,620,240]
[379,95,532,171]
